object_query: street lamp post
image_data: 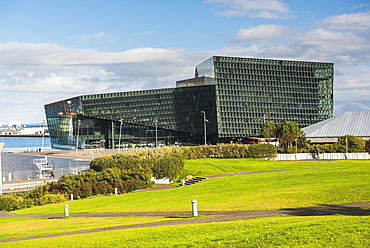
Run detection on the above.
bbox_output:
[75,119,81,156]
[295,139,298,153]
[41,120,46,152]
[346,137,348,159]
[155,117,158,148]
[118,119,123,152]
[0,143,5,195]
[200,111,208,145]
[295,139,298,160]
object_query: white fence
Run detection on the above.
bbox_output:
[275,153,369,161]
[1,153,90,181]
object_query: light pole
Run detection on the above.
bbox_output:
[155,102,160,148]
[0,143,5,195]
[155,117,158,148]
[295,139,298,153]
[295,139,298,160]
[75,119,81,156]
[41,120,46,152]
[118,119,123,152]
[346,137,348,159]
[201,111,208,145]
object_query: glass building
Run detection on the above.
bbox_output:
[45,56,334,149]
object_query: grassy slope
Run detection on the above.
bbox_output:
[1,159,369,247]
[14,159,370,214]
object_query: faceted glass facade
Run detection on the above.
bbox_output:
[195,56,334,140]
[45,84,218,149]
[45,56,334,148]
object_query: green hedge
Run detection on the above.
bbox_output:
[49,167,154,199]
[249,144,277,159]
[151,154,184,180]
[90,153,184,181]
[0,186,65,211]
[98,144,276,161]
[90,144,276,175]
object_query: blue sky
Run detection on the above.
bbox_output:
[0,0,369,124]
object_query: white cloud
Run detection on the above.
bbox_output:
[319,11,370,31]
[227,9,370,65]
[69,32,115,43]
[221,8,370,104]
[350,3,370,9]
[0,42,212,123]
[1,7,370,123]
[135,31,156,36]
[298,28,370,53]
[204,0,293,19]
[232,24,293,43]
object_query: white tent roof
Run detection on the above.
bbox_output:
[302,111,370,137]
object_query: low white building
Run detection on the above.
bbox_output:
[20,125,47,135]
[303,111,370,143]
[7,120,22,128]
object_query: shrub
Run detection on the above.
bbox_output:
[339,135,366,153]
[219,144,250,158]
[90,156,117,171]
[38,193,65,206]
[152,154,184,180]
[249,144,277,159]
[300,136,365,154]
[0,195,24,211]
[92,181,113,195]
[0,190,65,211]
[75,183,93,199]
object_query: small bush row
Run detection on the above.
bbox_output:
[284,135,367,154]
[91,143,277,161]
[0,185,65,211]
[90,153,185,180]
[49,167,154,199]
[0,167,154,211]
[90,144,278,178]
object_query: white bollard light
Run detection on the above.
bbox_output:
[192,199,198,217]
[115,188,118,196]
[70,194,74,201]
[64,204,69,217]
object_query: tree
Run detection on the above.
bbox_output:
[275,121,305,151]
[259,121,276,141]
[339,135,366,153]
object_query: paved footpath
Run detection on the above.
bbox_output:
[0,201,369,243]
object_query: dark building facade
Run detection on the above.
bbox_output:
[45,56,334,149]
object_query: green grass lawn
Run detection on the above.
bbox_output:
[0,216,167,240]
[0,215,368,247]
[1,158,369,247]
[179,158,317,177]
[14,159,370,214]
